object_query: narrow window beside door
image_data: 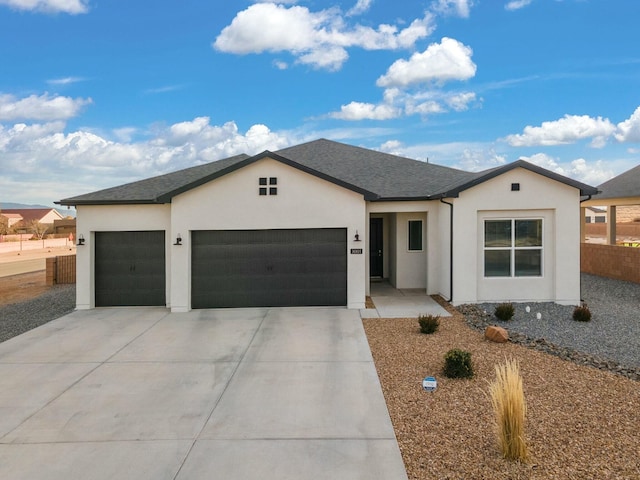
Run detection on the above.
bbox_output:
[408,220,423,251]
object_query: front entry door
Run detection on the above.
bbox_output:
[370,218,383,277]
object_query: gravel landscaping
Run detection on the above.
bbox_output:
[0,284,75,343]
[460,274,640,380]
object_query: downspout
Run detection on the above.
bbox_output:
[578,194,592,303]
[440,198,454,302]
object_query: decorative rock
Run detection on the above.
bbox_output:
[485,325,509,343]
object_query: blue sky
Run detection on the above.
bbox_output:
[1,0,639,207]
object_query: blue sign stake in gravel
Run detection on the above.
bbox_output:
[422,376,437,392]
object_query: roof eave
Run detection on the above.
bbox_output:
[55,199,166,207]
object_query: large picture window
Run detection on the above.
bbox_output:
[484,219,542,277]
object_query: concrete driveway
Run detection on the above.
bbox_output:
[0,307,408,480]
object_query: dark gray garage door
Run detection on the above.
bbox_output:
[95,231,166,307]
[191,228,347,308]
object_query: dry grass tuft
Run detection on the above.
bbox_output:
[489,358,528,461]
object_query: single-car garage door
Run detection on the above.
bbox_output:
[191,228,347,308]
[95,231,166,307]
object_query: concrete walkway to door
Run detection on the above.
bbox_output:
[0,307,408,480]
[361,281,451,318]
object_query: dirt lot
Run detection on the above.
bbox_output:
[0,247,74,306]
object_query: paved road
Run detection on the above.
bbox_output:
[0,259,45,278]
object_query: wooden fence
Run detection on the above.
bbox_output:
[46,255,76,285]
[581,243,640,284]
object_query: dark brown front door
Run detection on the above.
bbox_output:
[370,218,383,277]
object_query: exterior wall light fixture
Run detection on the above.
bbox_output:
[354,231,361,242]
[174,234,182,246]
[77,234,85,246]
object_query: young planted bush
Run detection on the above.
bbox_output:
[443,349,474,379]
[494,303,515,321]
[488,358,528,462]
[573,305,592,322]
[418,314,440,334]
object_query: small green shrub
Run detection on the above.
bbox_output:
[443,348,474,379]
[494,303,515,321]
[418,314,440,334]
[573,305,592,322]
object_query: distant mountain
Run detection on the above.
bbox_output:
[0,202,76,218]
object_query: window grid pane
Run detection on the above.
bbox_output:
[485,220,512,247]
[515,249,542,276]
[515,219,542,247]
[485,250,511,277]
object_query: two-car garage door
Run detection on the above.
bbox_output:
[191,228,347,308]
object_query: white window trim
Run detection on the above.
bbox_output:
[483,218,543,278]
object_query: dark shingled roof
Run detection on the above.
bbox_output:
[57,138,597,206]
[594,164,640,200]
[58,153,251,205]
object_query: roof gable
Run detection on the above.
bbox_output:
[432,159,598,198]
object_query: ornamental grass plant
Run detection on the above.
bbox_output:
[488,358,528,461]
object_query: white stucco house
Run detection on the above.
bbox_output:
[57,139,597,312]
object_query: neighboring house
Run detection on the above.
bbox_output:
[0,208,64,234]
[1,213,24,228]
[58,139,597,311]
[582,164,640,244]
[584,206,606,224]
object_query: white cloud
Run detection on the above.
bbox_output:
[347,0,373,16]
[445,91,477,111]
[377,37,476,88]
[0,117,296,204]
[329,102,401,120]
[614,106,640,142]
[297,45,349,71]
[273,60,289,70]
[456,147,507,172]
[144,85,184,95]
[0,93,92,121]
[0,0,88,14]
[213,3,435,70]
[430,0,473,18]
[503,114,616,147]
[328,88,478,121]
[520,153,615,185]
[505,0,533,11]
[47,76,86,86]
[405,100,444,116]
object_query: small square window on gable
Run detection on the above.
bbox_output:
[259,177,278,195]
[511,183,520,191]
